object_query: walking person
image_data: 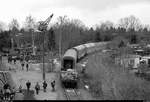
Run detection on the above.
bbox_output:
[21,62,24,70]
[10,87,15,100]
[35,82,40,95]
[5,87,11,100]
[26,80,31,92]
[26,63,29,72]
[51,80,55,91]
[14,59,16,64]
[0,89,3,100]
[19,85,22,93]
[43,81,47,92]
[3,83,10,99]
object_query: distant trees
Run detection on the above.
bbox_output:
[118,15,142,31]
[9,19,20,48]
[23,15,36,31]
[9,19,20,31]
[0,14,150,54]
[0,21,7,33]
[53,16,89,53]
[0,31,11,52]
[95,20,115,42]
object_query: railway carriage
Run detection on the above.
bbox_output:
[84,43,96,54]
[62,49,77,71]
[61,49,78,88]
[73,44,87,60]
[60,41,109,89]
[95,42,108,51]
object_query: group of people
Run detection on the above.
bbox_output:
[0,83,16,101]
[25,80,55,95]
[0,80,56,100]
[21,61,29,71]
[8,55,29,72]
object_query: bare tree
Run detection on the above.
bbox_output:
[97,21,114,31]
[8,19,20,49]
[23,15,36,31]
[118,15,142,31]
[0,21,7,32]
[9,19,20,31]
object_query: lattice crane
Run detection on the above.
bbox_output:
[38,13,54,31]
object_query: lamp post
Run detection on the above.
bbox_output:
[37,13,53,80]
[31,29,37,55]
[34,30,45,80]
[43,31,45,80]
[59,26,62,68]
[16,33,23,48]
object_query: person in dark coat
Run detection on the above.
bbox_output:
[5,88,11,100]
[43,81,47,92]
[0,89,3,100]
[26,63,29,71]
[14,59,16,64]
[26,80,31,91]
[35,82,40,95]
[3,83,10,90]
[51,80,55,91]
[19,85,22,93]
[10,87,15,100]
[3,83,10,99]
[21,62,24,70]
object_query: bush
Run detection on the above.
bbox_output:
[86,52,150,100]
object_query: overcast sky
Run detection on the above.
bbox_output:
[0,0,150,28]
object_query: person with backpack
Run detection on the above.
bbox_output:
[43,81,47,92]
[26,80,31,92]
[35,82,40,95]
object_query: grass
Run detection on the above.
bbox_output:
[85,52,150,100]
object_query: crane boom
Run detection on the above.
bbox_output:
[38,13,54,31]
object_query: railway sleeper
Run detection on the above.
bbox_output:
[62,80,78,89]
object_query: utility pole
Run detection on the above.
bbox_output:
[59,26,62,67]
[32,29,36,55]
[43,31,45,80]
[11,38,14,51]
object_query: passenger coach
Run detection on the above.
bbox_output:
[62,49,77,71]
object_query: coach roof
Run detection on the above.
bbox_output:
[63,49,77,59]
[73,45,85,50]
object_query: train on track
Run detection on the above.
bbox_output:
[60,41,109,88]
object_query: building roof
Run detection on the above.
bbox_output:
[119,54,141,59]
[142,56,150,59]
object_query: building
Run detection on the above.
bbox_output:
[115,54,141,69]
[141,56,150,67]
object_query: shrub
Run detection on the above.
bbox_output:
[86,52,150,100]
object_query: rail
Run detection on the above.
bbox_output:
[62,83,82,100]
[63,88,82,100]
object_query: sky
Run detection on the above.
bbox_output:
[0,0,150,28]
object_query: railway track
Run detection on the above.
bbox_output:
[63,88,82,100]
